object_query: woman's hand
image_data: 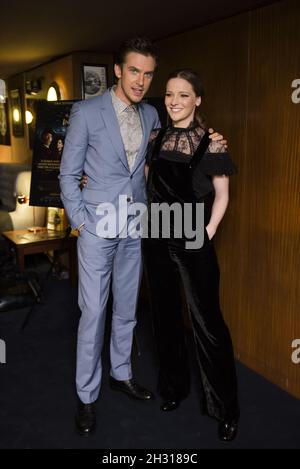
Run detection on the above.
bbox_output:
[208,128,228,149]
[206,175,230,240]
[205,224,217,240]
[79,174,88,189]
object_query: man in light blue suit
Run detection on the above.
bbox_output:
[59,38,160,436]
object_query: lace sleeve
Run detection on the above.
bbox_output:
[207,140,227,154]
[146,129,160,165]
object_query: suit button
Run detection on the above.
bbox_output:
[130,175,133,179]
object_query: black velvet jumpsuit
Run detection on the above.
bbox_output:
[143,125,239,422]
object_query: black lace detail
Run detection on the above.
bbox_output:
[149,128,160,143]
[146,129,161,165]
[148,126,228,159]
[147,126,237,177]
[207,140,227,154]
[160,126,206,156]
[146,126,205,164]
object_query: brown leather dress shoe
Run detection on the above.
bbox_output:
[109,377,154,400]
[75,401,96,437]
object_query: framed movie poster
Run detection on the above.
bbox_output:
[29,100,78,208]
[0,102,11,145]
[10,88,24,137]
[82,64,108,100]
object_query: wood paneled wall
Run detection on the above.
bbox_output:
[151,0,300,398]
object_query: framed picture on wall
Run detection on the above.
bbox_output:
[82,64,108,100]
[0,101,11,145]
[10,88,24,137]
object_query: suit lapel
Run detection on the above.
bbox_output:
[131,104,148,172]
[99,90,129,171]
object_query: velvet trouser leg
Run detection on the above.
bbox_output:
[143,238,239,421]
[143,240,190,401]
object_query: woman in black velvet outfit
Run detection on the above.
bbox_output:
[143,69,239,442]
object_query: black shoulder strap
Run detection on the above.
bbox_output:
[189,131,210,169]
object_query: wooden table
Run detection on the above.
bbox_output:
[2,228,77,287]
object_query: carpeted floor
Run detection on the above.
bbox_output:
[0,255,299,449]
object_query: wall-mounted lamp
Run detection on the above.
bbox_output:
[12,108,20,123]
[17,193,27,204]
[25,79,42,96]
[47,82,61,101]
[25,110,34,125]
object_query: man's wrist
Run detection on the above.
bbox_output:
[77,222,85,232]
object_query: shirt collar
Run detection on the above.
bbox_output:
[110,86,138,114]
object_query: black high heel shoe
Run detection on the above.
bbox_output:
[160,400,180,411]
[218,419,238,442]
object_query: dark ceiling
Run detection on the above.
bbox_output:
[0,0,276,78]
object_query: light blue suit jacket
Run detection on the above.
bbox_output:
[59,89,160,235]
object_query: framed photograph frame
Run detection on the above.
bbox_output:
[82,63,108,100]
[0,101,11,145]
[10,88,24,137]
